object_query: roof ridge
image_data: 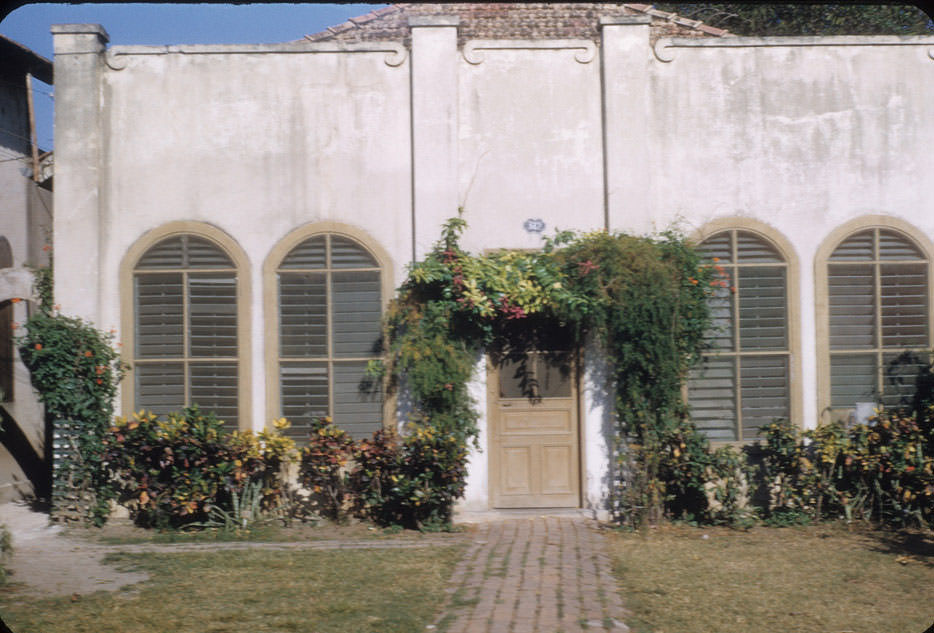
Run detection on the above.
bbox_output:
[303,3,730,43]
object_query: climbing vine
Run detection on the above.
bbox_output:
[383,215,730,526]
[15,262,127,524]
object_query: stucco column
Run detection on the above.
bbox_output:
[409,16,459,261]
[50,24,108,324]
[600,16,653,234]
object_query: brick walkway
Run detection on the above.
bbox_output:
[433,516,629,633]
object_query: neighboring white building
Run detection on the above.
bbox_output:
[49,4,934,514]
[0,35,52,503]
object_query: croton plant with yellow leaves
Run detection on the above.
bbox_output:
[104,407,296,528]
[759,412,934,529]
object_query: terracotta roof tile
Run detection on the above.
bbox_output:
[304,3,729,46]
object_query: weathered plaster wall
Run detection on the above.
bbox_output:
[85,43,413,430]
[457,43,605,252]
[637,36,934,430]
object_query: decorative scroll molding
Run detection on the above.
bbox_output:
[463,39,596,65]
[105,41,408,70]
[653,35,934,63]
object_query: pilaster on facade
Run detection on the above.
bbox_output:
[600,16,653,235]
[409,16,460,262]
[50,24,109,325]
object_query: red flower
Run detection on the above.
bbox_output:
[84,350,93,357]
[34,343,42,351]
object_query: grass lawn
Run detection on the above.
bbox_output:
[608,523,934,633]
[66,517,459,546]
[0,545,463,633]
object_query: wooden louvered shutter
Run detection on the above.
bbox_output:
[689,230,790,441]
[828,228,930,411]
[134,235,239,428]
[278,234,382,440]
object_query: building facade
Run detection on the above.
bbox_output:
[50,4,934,514]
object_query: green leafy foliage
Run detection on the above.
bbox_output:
[16,311,124,427]
[16,310,126,524]
[297,417,468,530]
[354,424,468,530]
[653,4,933,36]
[103,408,296,529]
[757,414,934,529]
[385,215,727,527]
[298,416,357,523]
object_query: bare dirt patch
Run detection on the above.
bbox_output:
[1,502,149,599]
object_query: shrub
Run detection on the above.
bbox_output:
[702,445,755,527]
[354,424,468,530]
[298,417,357,522]
[16,310,126,524]
[104,407,295,528]
[296,417,468,530]
[757,413,934,529]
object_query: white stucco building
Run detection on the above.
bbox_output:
[49,4,934,514]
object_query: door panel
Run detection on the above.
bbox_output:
[490,352,580,508]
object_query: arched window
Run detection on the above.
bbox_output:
[688,228,795,442]
[127,230,246,430]
[824,226,930,413]
[268,231,385,440]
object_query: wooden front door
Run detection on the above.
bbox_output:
[489,351,580,508]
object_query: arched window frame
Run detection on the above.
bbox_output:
[690,218,802,443]
[263,222,395,438]
[815,215,934,422]
[120,222,252,430]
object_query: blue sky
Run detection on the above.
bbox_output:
[1,3,389,148]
